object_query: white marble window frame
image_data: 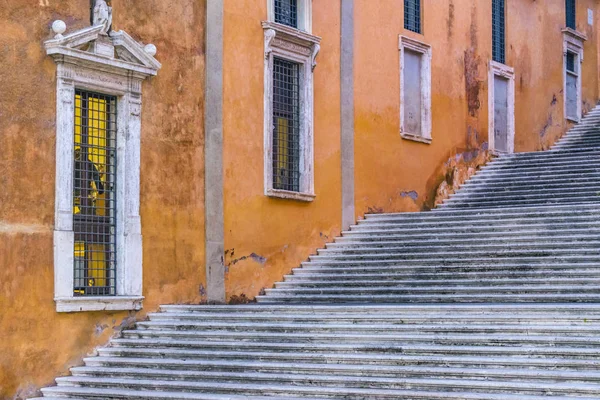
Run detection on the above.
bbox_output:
[262,22,320,202]
[399,35,432,144]
[267,0,312,32]
[487,60,516,154]
[52,62,145,313]
[562,28,586,123]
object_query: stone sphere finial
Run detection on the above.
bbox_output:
[144,44,157,57]
[52,20,67,39]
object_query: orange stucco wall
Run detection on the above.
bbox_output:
[222,0,342,300]
[2,1,600,399]
[0,1,206,398]
[354,0,599,215]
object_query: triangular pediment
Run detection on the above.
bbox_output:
[44,24,161,76]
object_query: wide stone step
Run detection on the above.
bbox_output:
[309,249,600,262]
[275,277,600,289]
[40,386,320,400]
[347,221,600,235]
[295,263,600,275]
[93,347,600,370]
[134,320,600,335]
[356,213,600,227]
[328,236,600,248]
[364,204,600,221]
[71,362,600,385]
[458,181,600,194]
[319,242,600,255]
[439,196,600,209]
[339,228,600,242]
[466,169,600,183]
[144,311,600,325]
[43,380,596,399]
[257,292,600,303]
[286,269,600,281]
[481,159,600,173]
[158,303,600,315]
[53,372,600,396]
[447,187,600,201]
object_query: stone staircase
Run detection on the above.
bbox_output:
[34,106,600,399]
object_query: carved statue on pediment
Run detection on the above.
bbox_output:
[93,0,112,34]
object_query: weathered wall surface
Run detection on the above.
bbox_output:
[510,0,599,151]
[222,0,342,300]
[0,1,206,398]
[354,0,599,216]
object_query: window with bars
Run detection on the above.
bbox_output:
[275,0,298,28]
[404,0,421,34]
[566,0,576,29]
[272,57,301,192]
[492,0,506,64]
[73,90,117,296]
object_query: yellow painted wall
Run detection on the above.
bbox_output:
[0,1,206,398]
[222,0,342,300]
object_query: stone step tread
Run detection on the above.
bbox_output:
[54,375,600,395]
[108,340,600,356]
[276,278,600,287]
[41,383,592,400]
[70,364,600,382]
[135,321,600,332]
[93,348,600,368]
[257,293,600,302]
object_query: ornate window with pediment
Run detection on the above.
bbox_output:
[44,6,161,312]
[263,0,320,201]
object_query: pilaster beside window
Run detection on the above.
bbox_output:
[399,35,432,144]
[262,18,320,201]
[44,16,161,312]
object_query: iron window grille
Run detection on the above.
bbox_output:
[404,0,421,34]
[275,0,298,28]
[272,57,301,192]
[73,90,117,296]
[566,0,576,29]
[492,0,506,64]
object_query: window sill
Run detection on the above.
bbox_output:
[566,116,580,123]
[562,28,587,42]
[401,133,432,144]
[55,296,144,313]
[267,188,316,202]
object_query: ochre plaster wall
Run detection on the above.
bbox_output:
[0,1,206,398]
[354,0,599,216]
[222,0,342,300]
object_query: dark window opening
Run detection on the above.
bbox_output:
[566,0,576,29]
[73,90,117,296]
[566,51,576,73]
[272,57,301,192]
[275,0,298,28]
[492,0,506,64]
[404,0,422,34]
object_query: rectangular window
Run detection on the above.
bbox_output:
[73,90,117,296]
[272,57,300,192]
[399,35,432,143]
[566,0,576,29]
[275,0,298,28]
[565,50,579,120]
[404,0,421,34]
[492,0,506,64]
